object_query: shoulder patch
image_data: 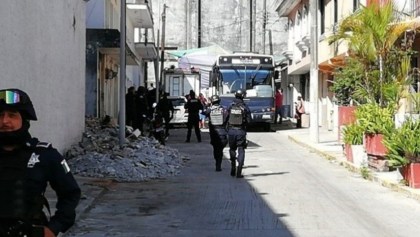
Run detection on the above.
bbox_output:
[36,141,52,149]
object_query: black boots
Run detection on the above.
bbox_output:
[236,166,243,178]
[230,161,243,178]
[230,162,236,176]
[215,160,222,172]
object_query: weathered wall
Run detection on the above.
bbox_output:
[0,1,86,152]
[153,0,288,55]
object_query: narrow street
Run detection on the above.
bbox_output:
[64,127,420,237]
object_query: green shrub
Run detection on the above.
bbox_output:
[343,123,364,145]
[355,103,394,135]
[384,118,420,168]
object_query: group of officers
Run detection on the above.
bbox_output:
[201,89,252,178]
[0,87,252,236]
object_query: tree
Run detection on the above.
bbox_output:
[329,1,418,109]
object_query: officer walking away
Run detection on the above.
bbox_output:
[184,90,203,143]
[202,95,228,171]
[156,91,174,138]
[135,86,149,136]
[125,86,137,128]
[0,88,81,237]
[227,89,251,178]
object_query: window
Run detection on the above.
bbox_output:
[334,0,338,24]
[172,77,180,96]
[303,6,309,37]
[353,0,359,12]
[320,0,325,34]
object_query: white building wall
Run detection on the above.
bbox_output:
[0,0,86,152]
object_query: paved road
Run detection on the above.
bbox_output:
[64,127,420,237]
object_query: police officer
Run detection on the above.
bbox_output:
[226,89,251,178]
[184,90,203,143]
[156,91,174,138]
[0,88,81,237]
[202,95,228,172]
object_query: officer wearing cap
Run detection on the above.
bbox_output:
[0,88,81,237]
[226,89,251,178]
[202,95,228,171]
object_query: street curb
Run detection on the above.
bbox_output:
[288,134,420,203]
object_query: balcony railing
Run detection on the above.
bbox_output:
[135,28,155,45]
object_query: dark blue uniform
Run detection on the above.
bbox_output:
[203,104,228,171]
[227,98,252,177]
[0,138,81,236]
[184,97,203,142]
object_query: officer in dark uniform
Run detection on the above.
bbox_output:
[156,91,174,138]
[184,90,203,143]
[0,88,81,237]
[202,95,228,171]
[227,89,251,178]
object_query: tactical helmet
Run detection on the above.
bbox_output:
[234,89,246,100]
[211,95,220,104]
[0,89,37,120]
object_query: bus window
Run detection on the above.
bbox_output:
[219,69,271,93]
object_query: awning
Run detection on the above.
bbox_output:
[167,44,231,58]
[318,53,346,74]
[274,55,288,65]
[86,29,141,66]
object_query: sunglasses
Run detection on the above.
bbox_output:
[0,90,21,104]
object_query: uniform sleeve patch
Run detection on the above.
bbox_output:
[61,159,71,173]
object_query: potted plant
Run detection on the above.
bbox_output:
[383,119,420,188]
[342,122,367,167]
[332,58,362,142]
[355,103,394,157]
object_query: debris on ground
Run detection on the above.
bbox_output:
[65,117,184,182]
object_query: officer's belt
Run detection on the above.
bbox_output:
[228,126,242,129]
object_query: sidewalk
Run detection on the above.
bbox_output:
[46,176,112,236]
[284,127,420,202]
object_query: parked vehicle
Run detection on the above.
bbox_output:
[168,96,188,125]
[212,53,276,131]
[162,68,200,97]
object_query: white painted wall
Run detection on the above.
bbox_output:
[0,1,86,153]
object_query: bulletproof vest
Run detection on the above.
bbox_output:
[0,147,48,223]
[210,105,224,126]
[0,149,31,219]
[228,103,245,126]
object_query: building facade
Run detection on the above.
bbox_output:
[85,0,157,119]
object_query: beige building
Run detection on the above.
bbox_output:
[275,0,367,133]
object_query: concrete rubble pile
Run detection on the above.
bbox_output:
[65,117,184,182]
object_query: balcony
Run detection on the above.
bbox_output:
[127,0,153,28]
[135,28,158,60]
[296,40,308,52]
[282,50,294,60]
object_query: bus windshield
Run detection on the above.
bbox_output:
[219,69,272,94]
